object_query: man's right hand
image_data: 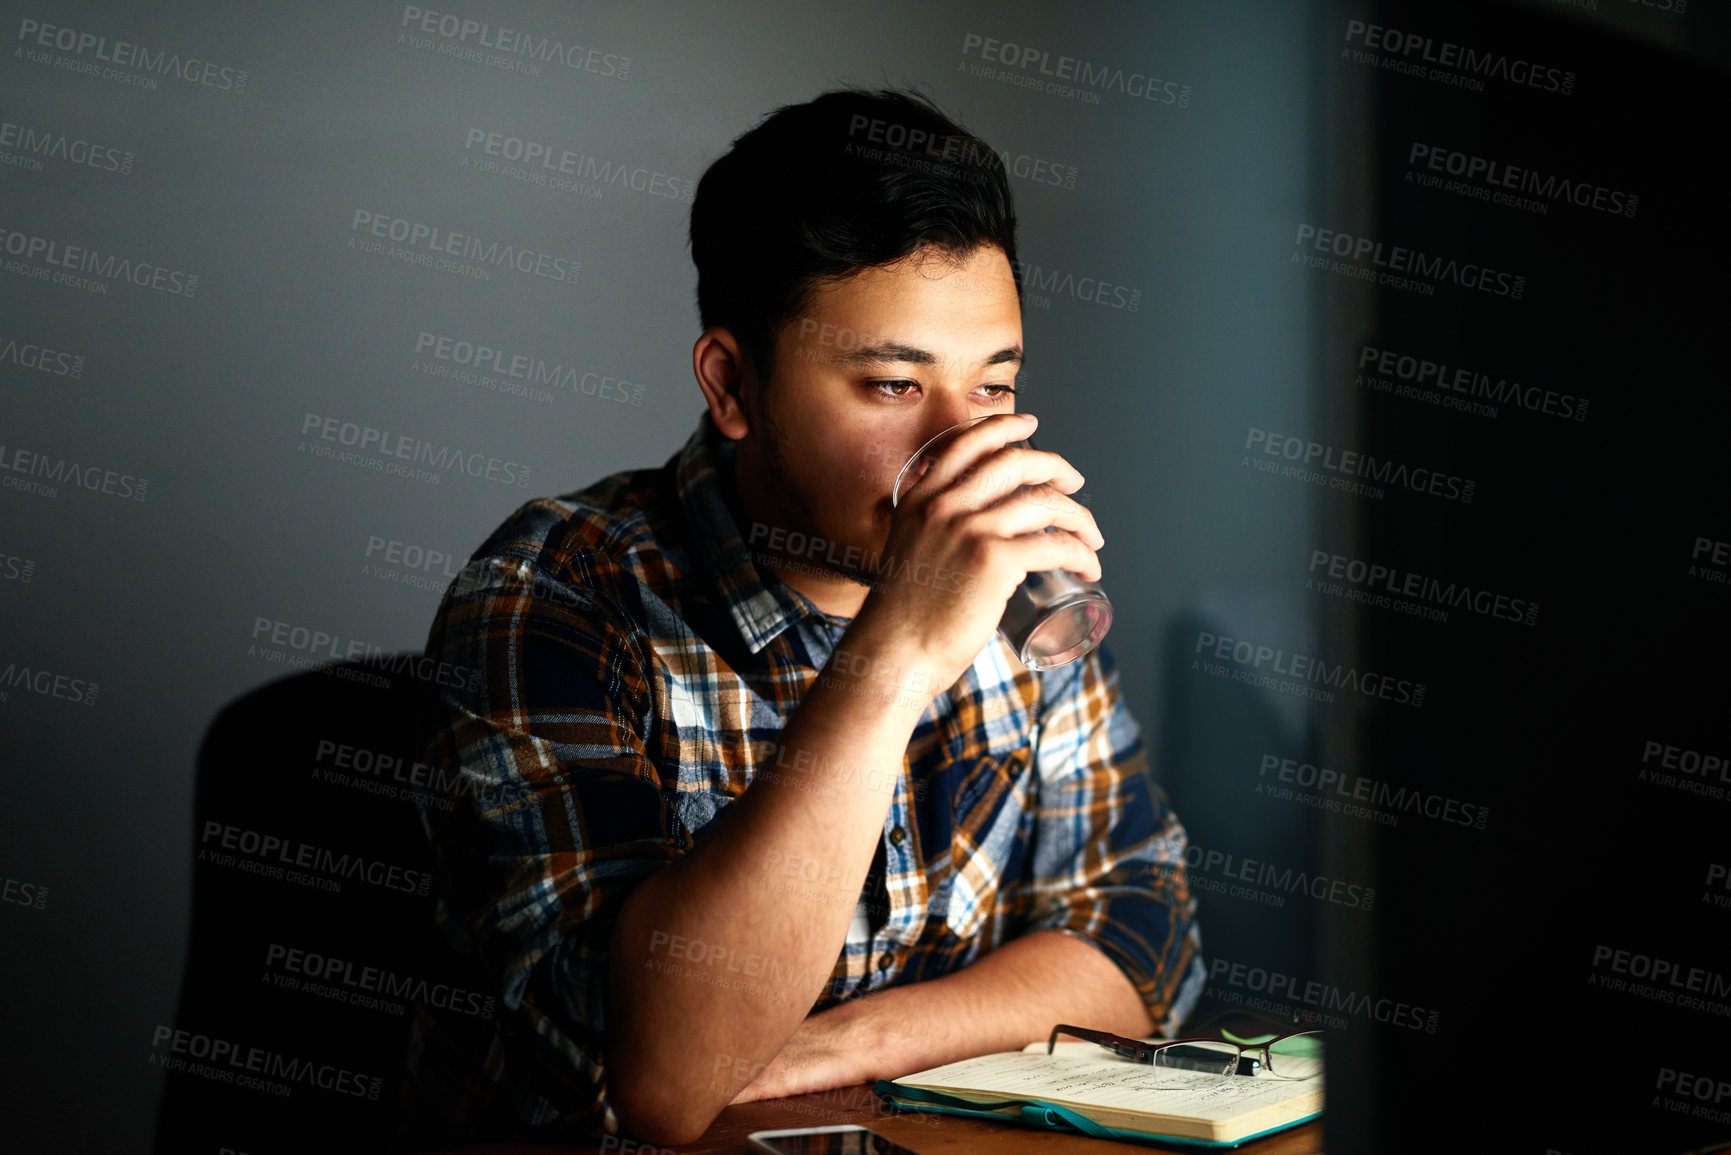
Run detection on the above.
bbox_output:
[849,412,1104,696]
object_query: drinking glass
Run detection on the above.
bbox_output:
[890,416,1112,671]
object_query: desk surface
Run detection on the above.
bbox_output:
[436,1082,1324,1154]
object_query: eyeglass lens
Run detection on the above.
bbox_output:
[1264,1034,1324,1079]
[1151,1041,1239,1075]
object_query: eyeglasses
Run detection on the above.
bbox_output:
[1046,1024,1324,1080]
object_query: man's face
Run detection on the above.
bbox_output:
[741,243,1024,588]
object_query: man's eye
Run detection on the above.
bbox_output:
[872,380,918,397]
[982,384,1019,399]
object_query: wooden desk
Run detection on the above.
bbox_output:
[436,1081,1324,1154]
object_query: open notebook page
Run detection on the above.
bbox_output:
[891,1050,1322,1135]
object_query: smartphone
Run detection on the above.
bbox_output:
[747,1124,923,1155]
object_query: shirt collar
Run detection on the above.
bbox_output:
[674,409,840,654]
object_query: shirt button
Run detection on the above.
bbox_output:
[877,951,895,972]
[889,826,906,846]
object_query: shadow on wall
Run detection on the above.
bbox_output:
[1159,609,1319,1021]
[153,659,455,1155]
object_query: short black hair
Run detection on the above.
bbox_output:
[689,86,1021,385]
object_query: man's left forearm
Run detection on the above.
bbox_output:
[728,929,1155,1103]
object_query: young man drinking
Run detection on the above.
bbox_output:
[393,87,1204,1149]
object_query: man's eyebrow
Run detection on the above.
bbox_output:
[832,342,1024,369]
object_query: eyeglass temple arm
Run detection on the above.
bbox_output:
[1047,1025,1157,1060]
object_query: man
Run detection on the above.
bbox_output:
[392,87,1204,1149]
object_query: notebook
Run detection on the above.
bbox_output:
[872,1040,1323,1147]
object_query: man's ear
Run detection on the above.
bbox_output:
[693,327,757,440]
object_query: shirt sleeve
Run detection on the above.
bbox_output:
[1017,639,1207,1037]
[417,544,677,1131]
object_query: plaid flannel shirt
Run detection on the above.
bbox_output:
[391,410,1204,1147]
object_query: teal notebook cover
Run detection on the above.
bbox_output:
[872,1078,1322,1148]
